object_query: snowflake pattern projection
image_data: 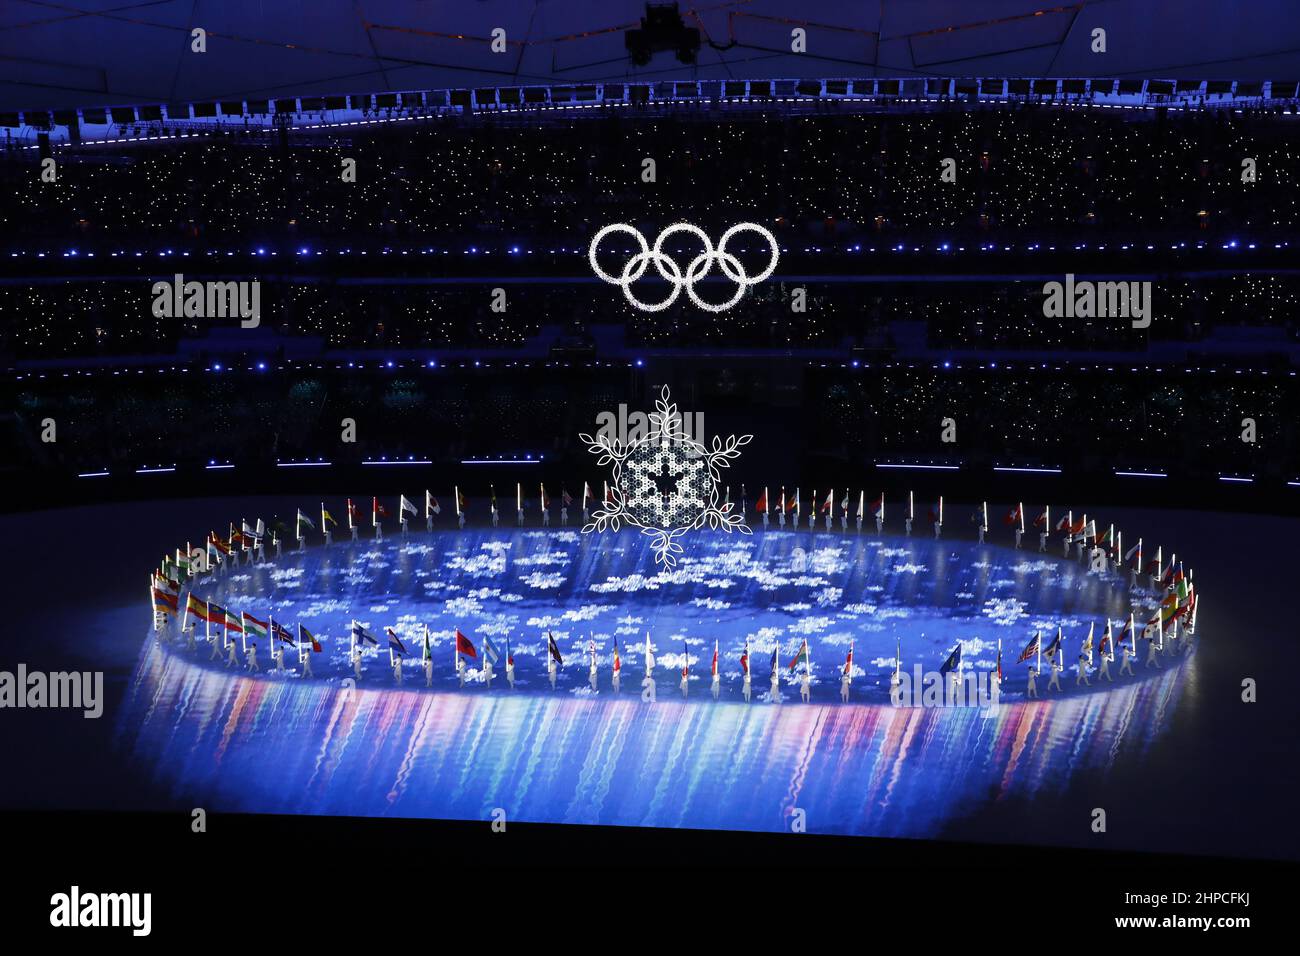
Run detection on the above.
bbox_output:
[580,386,752,567]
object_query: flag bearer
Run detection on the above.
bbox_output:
[1047,655,1063,692]
[246,641,260,673]
[1075,653,1090,686]
[1120,641,1135,676]
[226,634,240,669]
[1026,665,1039,699]
[1145,633,1161,668]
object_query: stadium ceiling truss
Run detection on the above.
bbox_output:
[4,0,1300,145]
[8,75,1300,152]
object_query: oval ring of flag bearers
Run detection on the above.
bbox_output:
[146,489,1198,700]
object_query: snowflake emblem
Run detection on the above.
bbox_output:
[579,386,751,567]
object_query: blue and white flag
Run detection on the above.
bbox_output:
[352,622,379,646]
[483,635,500,666]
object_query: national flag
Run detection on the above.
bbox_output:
[778,488,786,513]
[347,499,360,527]
[1043,627,1064,661]
[1159,591,1180,623]
[242,612,269,641]
[352,622,380,646]
[506,637,514,668]
[939,644,962,676]
[321,506,336,528]
[604,481,614,504]
[711,640,719,677]
[540,485,551,510]
[547,632,563,665]
[386,627,406,656]
[457,488,469,512]
[455,628,477,658]
[272,621,295,646]
[790,488,800,513]
[1055,513,1072,532]
[1017,631,1040,663]
[996,642,1003,682]
[681,641,690,679]
[840,490,850,513]
[786,639,809,672]
[740,639,749,675]
[241,520,263,542]
[372,497,389,522]
[1118,615,1136,651]
[612,637,621,674]
[208,532,232,557]
[1098,622,1113,660]
[422,627,432,662]
[1125,538,1142,567]
[483,635,501,666]
[582,482,592,509]
[151,587,178,616]
[928,498,943,523]
[843,642,854,677]
[490,485,499,514]
[1004,503,1023,527]
[871,493,885,519]
[561,488,573,507]
[1095,524,1113,546]
[1033,506,1049,528]
[821,489,834,513]
[756,487,768,513]
[296,508,315,531]
[211,604,241,633]
[1070,515,1087,537]
[299,624,322,653]
[400,494,418,518]
[184,593,209,626]
[769,645,779,678]
[426,490,441,516]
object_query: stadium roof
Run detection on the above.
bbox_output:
[3,0,1300,111]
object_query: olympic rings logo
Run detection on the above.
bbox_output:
[588,222,780,313]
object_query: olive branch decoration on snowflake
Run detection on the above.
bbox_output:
[579,386,752,568]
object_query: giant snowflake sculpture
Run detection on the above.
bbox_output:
[579,386,751,567]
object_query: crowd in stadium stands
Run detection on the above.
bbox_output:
[3,108,1299,245]
[4,364,1293,480]
[0,275,1296,359]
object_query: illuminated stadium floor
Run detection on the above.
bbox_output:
[1,499,1293,858]
[163,526,1157,699]
[119,525,1188,839]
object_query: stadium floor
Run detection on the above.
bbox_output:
[1,497,1294,859]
